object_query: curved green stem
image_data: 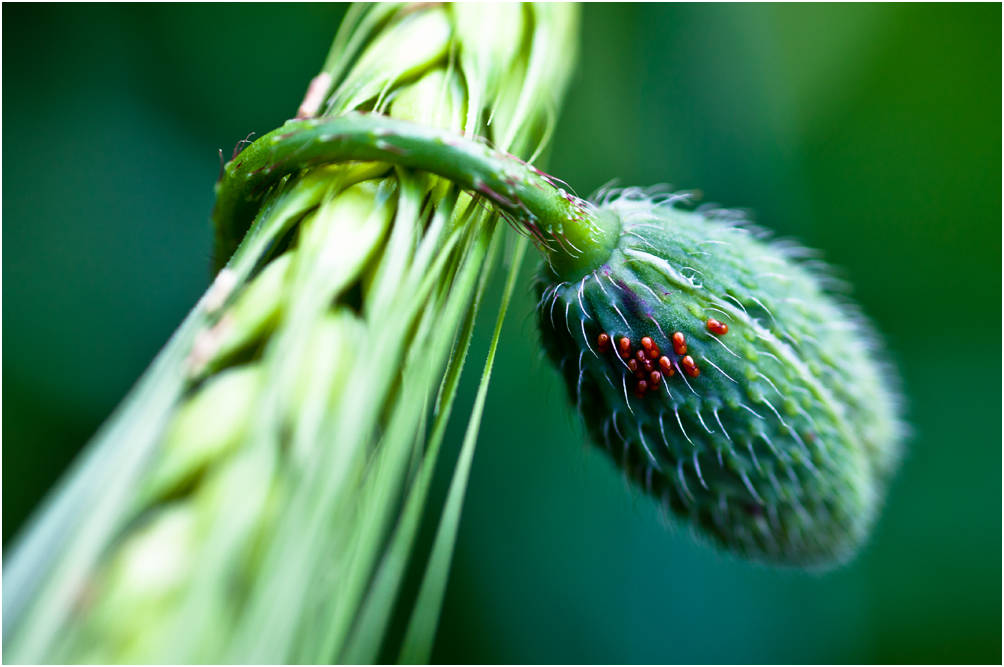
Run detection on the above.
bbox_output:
[213,112,620,280]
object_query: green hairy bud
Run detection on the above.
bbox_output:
[535,187,904,568]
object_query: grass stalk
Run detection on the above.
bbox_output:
[2,4,579,663]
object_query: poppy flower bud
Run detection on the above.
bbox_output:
[537,189,904,569]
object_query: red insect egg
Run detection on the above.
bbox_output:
[642,358,654,374]
[707,318,728,336]
[647,343,660,359]
[672,332,687,355]
[635,380,649,397]
[681,355,700,378]
[650,370,662,385]
[597,333,611,353]
[618,337,632,358]
[658,356,675,376]
[641,337,654,351]
[627,358,639,373]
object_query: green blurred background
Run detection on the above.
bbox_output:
[3,3,1000,663]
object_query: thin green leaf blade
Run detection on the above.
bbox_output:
[397,235,529,665]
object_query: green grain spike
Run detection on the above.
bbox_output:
[4,4,582,663]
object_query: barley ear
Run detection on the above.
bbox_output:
[1,4,581,663]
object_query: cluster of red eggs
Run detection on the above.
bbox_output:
[595,319,729,398]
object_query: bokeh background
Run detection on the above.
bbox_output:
[4,4,1000,663]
